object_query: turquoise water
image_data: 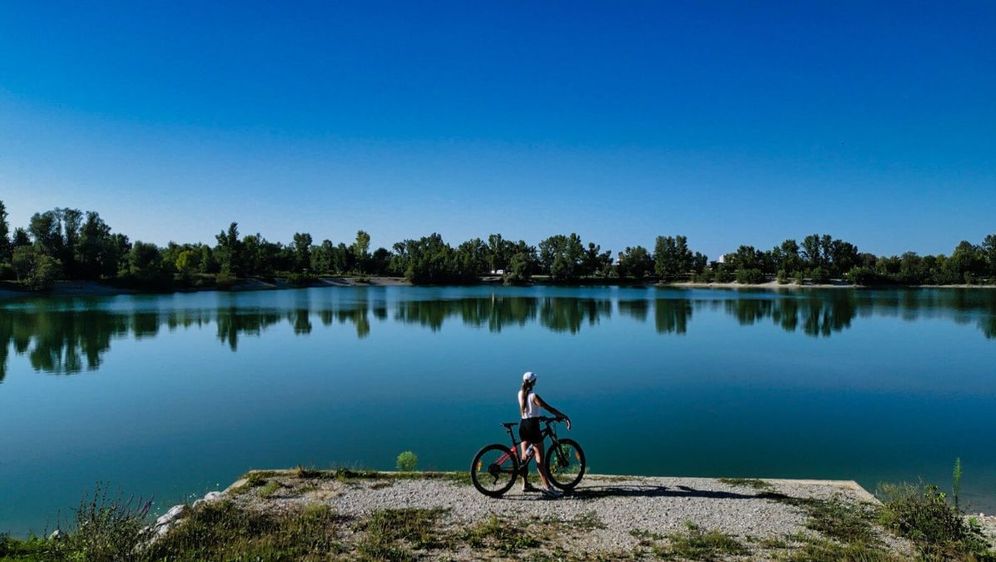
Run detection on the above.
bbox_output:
[1,286,995,534]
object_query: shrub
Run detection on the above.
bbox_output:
[215,271,236,289]
[776,269,789,284]
[396,451,418,472]
[846,266,882,286]
[735,268,765,284]
[793,271,806,285]
[877,482,990,558]
[714,269,733,283]
[55,485,150,562]
[0,262,14,281]
[809,267,830,284]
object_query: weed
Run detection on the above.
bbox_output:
[145,500,343,561]
[877,482,991,559]
[462,515,541,553]
[259,480,282,498]
[649,522,749,560]
[718,477,774,492]
[781,537,903,562]
[801,497,879,544]
[356,507,449,560]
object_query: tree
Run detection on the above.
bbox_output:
[654,235,693,281]
[59,208,83,277]
[581,242,613,277]
[455,238,488,278]
[983,234,996,279]
[503,251,534,285]
[77,211,118,279]
[125,241,169,284]
[353,230,371,273]
[487,233,509,273]
[12,228,30,248]
[538,234,585,281]
[616,246,654,279]
[801,234,823,269]
[29,210,64,259]
[292,232,313,272]
[11,246,62,289]
[215,222,243,276]
[0,200,10,263]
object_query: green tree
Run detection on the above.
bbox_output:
[801,234,823,269]
[617,246,654,279]
[12,227,30,248]
[292,232,313,272]
[0,200,10,263]
[503,251,533,285]
[539,234,585,281]
[654,235,693,281]
[125,241,169,284]
[77,211,118,279]
[487,233,509,273]
[29,210,64,259]
[353,230,371,273]
[215,222,243,277]
[983,234,996,280]
[455,238,488,278]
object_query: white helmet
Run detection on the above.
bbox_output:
[522,371,537,383]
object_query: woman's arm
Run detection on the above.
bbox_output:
[535,394,571,429]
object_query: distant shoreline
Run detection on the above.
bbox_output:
[2,277,995,300]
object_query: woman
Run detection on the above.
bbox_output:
[518,371,571,497]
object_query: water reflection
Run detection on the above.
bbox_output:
[0,289,993,378]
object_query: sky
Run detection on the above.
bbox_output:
[1,1,994,259]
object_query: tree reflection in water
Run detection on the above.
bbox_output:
[0,289,993,378]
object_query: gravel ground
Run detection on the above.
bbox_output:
[202,471,912,560]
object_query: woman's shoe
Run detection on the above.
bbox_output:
[542,487,563,498]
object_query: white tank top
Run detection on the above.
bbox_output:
[519,390,539,419]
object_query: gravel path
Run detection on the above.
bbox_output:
[208,471,907,559]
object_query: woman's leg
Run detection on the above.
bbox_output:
[519,442,531,481]
[533,442,553,489]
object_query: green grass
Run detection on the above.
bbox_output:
[145,500,343,562]
[462,515,541,553]
[718,477,775,492]
[355,507,449,561]
[801,497,879,544]
[259,480,282,498]
[780,537,904,562]
[651,522,750,560]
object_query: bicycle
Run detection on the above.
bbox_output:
[470,416,586,497]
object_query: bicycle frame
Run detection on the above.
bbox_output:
[496,417,564,468]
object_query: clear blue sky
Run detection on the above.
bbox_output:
[1,1,993,259]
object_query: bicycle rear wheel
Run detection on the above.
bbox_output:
[470,444,520,497]
[545,438,586,490]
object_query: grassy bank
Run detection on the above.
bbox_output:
[2,471,993,561]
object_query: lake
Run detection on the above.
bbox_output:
[1,285,995,534]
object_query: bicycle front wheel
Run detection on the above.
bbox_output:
[546,438,586,490]
[470,444,520,498]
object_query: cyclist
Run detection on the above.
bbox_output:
[518,371,572,497]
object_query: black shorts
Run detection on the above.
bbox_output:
[519,418,542,444]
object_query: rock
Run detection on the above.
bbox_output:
[155,504,187,527]
[202,491,223,502]
[48,529,65,541]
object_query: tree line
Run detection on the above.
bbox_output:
[1,201,995,290]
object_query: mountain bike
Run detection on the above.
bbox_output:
[470,416,586,497]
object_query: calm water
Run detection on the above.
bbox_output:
[1,286,995,533]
